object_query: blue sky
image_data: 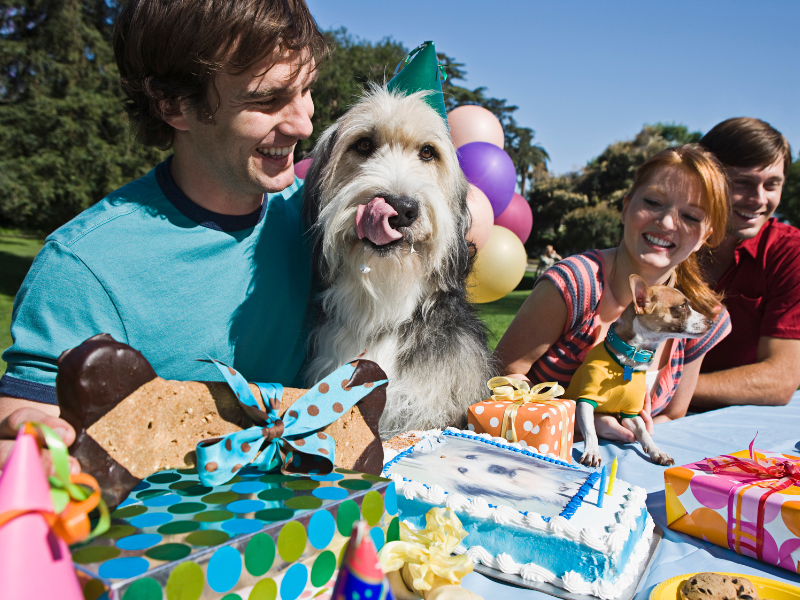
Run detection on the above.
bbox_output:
[307,1,799,175]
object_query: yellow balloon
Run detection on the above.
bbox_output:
[467,225,527,303]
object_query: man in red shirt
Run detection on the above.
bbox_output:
[693,118,800,409]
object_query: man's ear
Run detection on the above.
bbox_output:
[158,99,191,132]
[629,274,651,315]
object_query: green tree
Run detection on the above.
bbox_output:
[0,0,164,233]
[527,122,700,257]
[295,28,408,157]
[777,155,800,228]
[439,56,548,195]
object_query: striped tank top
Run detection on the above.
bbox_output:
[529,250,731,415]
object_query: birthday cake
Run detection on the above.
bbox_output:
[382,428,653,599]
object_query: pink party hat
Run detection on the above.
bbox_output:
[0,426,84,600]
[332,521,394,600]
[346,522,385,583]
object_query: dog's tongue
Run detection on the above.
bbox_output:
[355,197,403,246]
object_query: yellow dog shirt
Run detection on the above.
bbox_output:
[565,343,645,417]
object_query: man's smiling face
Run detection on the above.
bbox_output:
[727,159,785,240]
[171,50,317,208]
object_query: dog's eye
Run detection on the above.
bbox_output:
[419,145,436,161]
[353,138,375,155]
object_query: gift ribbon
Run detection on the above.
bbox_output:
[0,422,109,545]
[379,507,473,592]
[706,435,800,562]
[195,358,388,487]
[487,377,569,459]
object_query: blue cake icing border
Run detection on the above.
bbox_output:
[383,429,601,521]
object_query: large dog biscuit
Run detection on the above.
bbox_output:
[57,334,387,507]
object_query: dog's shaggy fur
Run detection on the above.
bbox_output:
[303,86,495,439]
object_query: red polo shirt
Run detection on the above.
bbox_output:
[701,218,800,373]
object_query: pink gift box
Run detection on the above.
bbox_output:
[665,448,800,573]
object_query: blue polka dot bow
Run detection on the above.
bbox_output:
[195,358,388,487]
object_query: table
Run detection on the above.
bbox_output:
[460,393,800,599]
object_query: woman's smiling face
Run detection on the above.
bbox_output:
[622,165,711,272]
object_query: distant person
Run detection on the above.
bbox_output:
[496,145,731,444]
[539,245,563,269]
[692,117,800,409]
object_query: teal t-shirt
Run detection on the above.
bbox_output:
[1,159,314,404]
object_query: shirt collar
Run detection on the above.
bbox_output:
[155,155,267,232]
[735,217,774,260]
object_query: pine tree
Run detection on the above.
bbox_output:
[0,0,164,233]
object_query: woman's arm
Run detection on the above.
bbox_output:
[654,356,704,423]
[495,280,568,381]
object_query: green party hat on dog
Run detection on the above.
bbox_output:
[388,41,448,125]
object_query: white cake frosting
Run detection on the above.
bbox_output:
[382,428,654,599]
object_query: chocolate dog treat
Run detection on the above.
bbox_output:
[57,334,387,508]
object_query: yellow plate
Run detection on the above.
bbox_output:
[650,571,800,600]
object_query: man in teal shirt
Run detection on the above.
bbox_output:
[0,0,326,470]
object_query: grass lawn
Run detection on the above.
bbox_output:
[475,270,534,350]
[0,235,45,375]
[0,237,531,375]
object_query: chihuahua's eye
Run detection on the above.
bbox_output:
[354,138,375,155]
[419,145,436,161]
[643,198,660,207]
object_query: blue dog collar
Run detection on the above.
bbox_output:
[605,325,654,365]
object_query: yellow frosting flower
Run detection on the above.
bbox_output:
[379,508,474,592]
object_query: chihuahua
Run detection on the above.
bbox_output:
[567,274,712,466]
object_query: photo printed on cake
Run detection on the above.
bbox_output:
[389,436,590,516]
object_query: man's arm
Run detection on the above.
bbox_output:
[0,395,78,473]
[692,336,800,409]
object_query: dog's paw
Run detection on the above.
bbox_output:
[650,451,675,466]
[580,450,602,468]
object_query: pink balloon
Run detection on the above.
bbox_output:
[494,192,533,244]
[448,105,505,149]
[466,185,494,250]
[294,157,313,179]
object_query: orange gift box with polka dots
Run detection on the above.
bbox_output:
[466,397,576,461]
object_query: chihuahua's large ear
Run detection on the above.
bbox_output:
[629,274,652,315]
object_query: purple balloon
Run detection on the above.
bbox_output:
[457,142,516,218]
[495,193,533,244]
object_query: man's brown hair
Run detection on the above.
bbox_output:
[700,117,792,177]
[113,0,327,149]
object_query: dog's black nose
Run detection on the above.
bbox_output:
[385,196,418,229]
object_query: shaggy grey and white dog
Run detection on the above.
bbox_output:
[303,86,495,439]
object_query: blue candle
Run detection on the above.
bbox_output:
[597,465,608,508]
